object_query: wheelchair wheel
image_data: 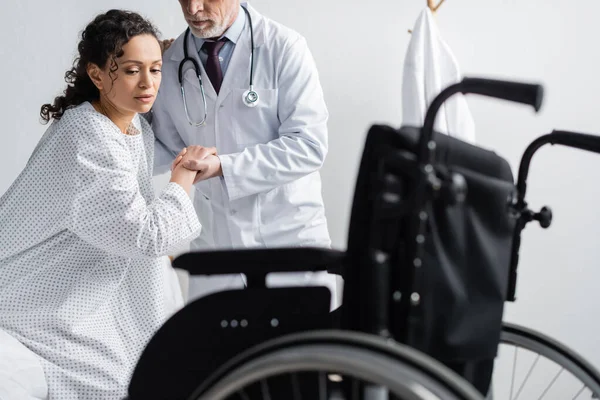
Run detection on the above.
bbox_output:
[492,322,600,399]
[190,330,484,400]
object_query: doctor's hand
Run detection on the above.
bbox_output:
[182,154,223,184]
[160,38,175,54]
[170,146,217,172]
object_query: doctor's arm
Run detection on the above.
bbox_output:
[69,128,201,259]
[217,36,329,201]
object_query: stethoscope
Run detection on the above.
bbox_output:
[178,5,258,127]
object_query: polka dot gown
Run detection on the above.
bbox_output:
[0,102,201,399]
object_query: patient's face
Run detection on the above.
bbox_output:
[97,34,163,116]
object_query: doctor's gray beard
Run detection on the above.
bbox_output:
[191,7,238,39]
[192,21,225,39]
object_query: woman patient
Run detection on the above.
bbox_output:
[0,9,209,399]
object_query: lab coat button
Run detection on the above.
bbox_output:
[230,209,237,215]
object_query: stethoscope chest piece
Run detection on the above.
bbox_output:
[243,89,260,108]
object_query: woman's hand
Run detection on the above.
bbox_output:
[170,161,198,195]
[169,146,220,191]
[171,146,217,172]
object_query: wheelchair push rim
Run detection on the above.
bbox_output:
[190,330,484,400]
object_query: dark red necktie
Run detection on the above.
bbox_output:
[202,39,227,94]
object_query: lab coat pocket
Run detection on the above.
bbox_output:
[232,88,279,148]
[258,185,285,220]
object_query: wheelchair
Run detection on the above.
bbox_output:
[128,78,600,400]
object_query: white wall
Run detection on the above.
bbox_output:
[1,0,599,395]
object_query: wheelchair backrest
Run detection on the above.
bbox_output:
[342,124,517,365]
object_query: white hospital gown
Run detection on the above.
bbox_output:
[0,102,201,399]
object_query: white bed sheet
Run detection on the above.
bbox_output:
[0,329,47,400]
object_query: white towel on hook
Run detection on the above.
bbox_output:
[401,7,476,143]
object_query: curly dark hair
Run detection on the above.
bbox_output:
[40,9,160,123]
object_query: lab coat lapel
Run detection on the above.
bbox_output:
[218,35,251,104]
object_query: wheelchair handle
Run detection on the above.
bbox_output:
[516,130,600,205]
[419,77,544,164]
[461,78,543,112]
[508,129,600,301]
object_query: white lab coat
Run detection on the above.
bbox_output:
[151,3,338,305]
[402,7,476,143]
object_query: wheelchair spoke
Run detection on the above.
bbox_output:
[536,368,564,400]
[572,385,585,399]
[513,353,541,400]
[510,346,518,400]
[260,379,271,400]
[497,326,600,400]
[352,377,360,400]
[237,389,251,400]
[318,371,327,400]
[290,373,302,400]
[503,343,575,400]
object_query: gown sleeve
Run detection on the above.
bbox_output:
[68,114,201,259]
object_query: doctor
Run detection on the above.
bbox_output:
[152,0,338,304]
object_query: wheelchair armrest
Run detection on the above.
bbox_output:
[172,247,345,287]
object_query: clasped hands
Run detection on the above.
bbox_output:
[171,146,222,184]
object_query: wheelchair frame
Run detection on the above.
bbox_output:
[128,77,600,400]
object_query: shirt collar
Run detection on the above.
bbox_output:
[193,5,246,51]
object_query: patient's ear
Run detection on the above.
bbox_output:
[86,63,104,91]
